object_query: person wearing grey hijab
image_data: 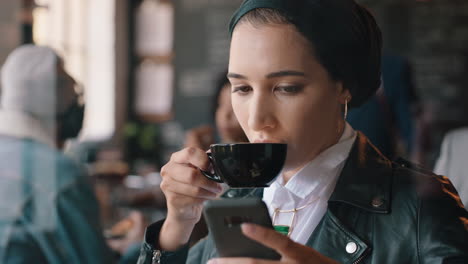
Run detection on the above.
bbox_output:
[0,45,140,264]
[0,44,84,148]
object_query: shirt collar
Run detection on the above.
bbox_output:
[0,110,56,148]
[276,122,357,199]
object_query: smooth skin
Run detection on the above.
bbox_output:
[158,22,350,262]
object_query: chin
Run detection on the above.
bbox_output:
[282,156,295,170]
[282,152,307,171]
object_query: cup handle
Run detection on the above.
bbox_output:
[199,153,224,183]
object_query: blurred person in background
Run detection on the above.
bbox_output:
[432,53,468,208]
[434,127,468,208]
[0,44,142,264]
[347,53,415,160]
[184,70,248,150]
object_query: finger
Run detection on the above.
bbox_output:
[241,225,339,263]
[161,162,223,194]
[161,177,220,199]
[170,147,211,170]
[207,258,278,264]
[241,223,298,256]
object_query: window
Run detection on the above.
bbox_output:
[33,0,115,141]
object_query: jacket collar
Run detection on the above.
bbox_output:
[329,132,393,213]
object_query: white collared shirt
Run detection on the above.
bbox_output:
[263,122,356,245]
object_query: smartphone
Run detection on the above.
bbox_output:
[203,198,281,260]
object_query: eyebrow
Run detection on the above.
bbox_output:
[266,70,305,78]
[227,72,247,79]
[227,70,306,80]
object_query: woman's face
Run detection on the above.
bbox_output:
[215,84,247,143]
[228,23,350,174]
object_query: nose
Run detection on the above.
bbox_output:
[247,92,276,132]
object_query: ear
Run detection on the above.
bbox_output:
[336,82,352,104]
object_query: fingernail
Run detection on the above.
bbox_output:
[212,184,223,193]
[205,185,222,195]
[241,223,256,234]
[207,259,217,264]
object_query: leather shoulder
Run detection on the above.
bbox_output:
[392,157,436,177]
[392,157,466,212]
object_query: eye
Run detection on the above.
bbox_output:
[274,85,303,94]
[232,85,252,94]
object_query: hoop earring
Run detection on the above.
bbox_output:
[344,98,349,120]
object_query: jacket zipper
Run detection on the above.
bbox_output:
[353,248,371,264]
[152,250,161,264]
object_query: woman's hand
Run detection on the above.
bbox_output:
[158,147,224,251]
[207,224,339,264]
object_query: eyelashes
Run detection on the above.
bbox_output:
[232,86,252,94]
[232,85,304,95]
[275,85,303,94]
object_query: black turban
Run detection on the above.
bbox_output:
[229,0,382,108]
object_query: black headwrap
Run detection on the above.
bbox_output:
[229,0,382,108]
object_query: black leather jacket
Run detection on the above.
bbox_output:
[137,133,468,264]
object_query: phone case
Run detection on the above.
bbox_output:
[203,198,281,260]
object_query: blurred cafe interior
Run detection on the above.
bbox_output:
[0,0,467,262]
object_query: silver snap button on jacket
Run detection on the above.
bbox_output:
[371,197,384,208]
[346,242,358,254]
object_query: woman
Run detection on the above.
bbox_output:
[184,71,248,151]
[137,1,468,263]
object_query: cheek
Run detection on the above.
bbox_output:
[284,94,339,139]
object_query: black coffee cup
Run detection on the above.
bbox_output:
[200,143,287,188]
